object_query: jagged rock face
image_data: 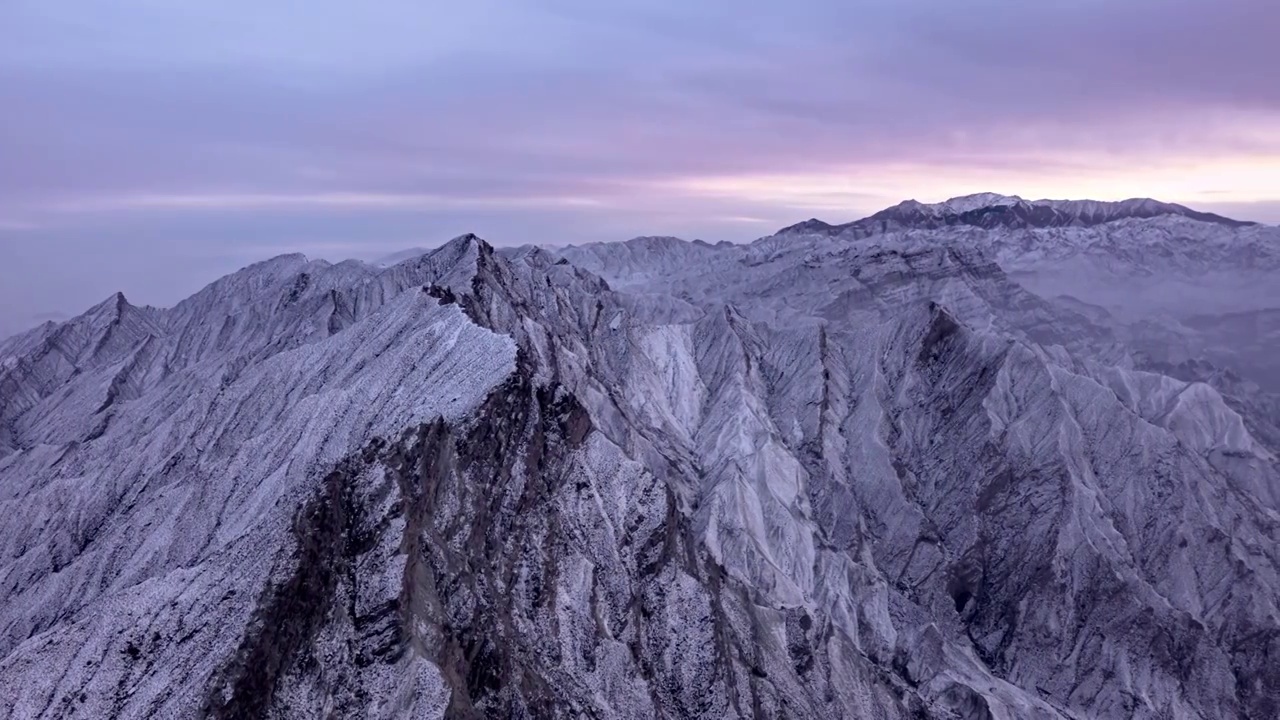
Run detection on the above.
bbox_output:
[1,222,1278,719]
[551,232,1280,718]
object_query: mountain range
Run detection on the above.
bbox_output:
[1,194,1277,719]
[778,193,1257,236]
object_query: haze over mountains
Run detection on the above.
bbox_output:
[1,193,1278,718]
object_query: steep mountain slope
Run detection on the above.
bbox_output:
[767,195,1280,460]
[0,239,518,718]
[552,230,1280,717]
[1,219,1278,718]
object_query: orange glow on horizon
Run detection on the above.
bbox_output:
[659,154,1280,219]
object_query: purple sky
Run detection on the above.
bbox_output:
[1,0,1277,334]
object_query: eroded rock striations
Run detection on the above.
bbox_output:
[1,200,1278,718]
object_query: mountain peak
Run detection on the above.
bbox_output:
[260,252,310,266]
[776,218,839,235]
[930,192,1024,214]
[84,290,133,322]
[442,232,493,254]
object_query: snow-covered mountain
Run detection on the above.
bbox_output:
[2,196,1279,718]
[779,193,1257,237]
[767,195,1280,322]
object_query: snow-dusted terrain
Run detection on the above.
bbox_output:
[1,195,1278,719]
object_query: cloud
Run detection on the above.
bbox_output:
[2,0,1276,214]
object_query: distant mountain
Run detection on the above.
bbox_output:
[554,236,728,282]
[766,194,1279,322]
[370,246,431,267]
[778,193,1256,237]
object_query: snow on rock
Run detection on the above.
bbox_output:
[0,239,516,718]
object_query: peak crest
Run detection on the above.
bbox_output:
[442,232,494,254]
[86,291,132,318]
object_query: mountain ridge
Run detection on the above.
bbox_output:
[776,193,1256,237]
